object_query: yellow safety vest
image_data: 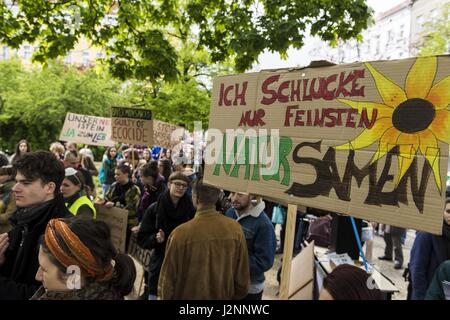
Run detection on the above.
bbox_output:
[67,195,96,219]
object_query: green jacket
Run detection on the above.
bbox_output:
[105,181,141,226]
[425,260,450,300]
[0,180,16,233]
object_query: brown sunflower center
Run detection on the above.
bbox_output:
[392,98,435,134]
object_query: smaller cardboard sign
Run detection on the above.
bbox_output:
[59,112,115,147]
[127,233,152,271]
[288,241,315,300]
[111,106,153,145]
[95,204,128,253]
[153,120,185,149]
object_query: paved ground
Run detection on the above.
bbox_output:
[262,227,415,300]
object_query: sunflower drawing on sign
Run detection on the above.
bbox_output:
[335,57,450,193]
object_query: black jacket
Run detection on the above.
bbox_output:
[0,194,71,300]
[137,191,195,295]
[137,191,195,254]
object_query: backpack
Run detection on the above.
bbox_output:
[306,215,332,247]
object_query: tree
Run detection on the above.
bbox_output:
[121,21,234,130]
[148,78,210,131]
[0,0,371,81]
[418,3,450,56]
[0,59,131,152]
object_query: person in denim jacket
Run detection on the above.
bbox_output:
[226,193,276,300]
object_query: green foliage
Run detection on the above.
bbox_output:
[149,78,210,131]
[0,0,371,78]
[0,58,213,152]
[418,3,450,56]
[0,59,130,152]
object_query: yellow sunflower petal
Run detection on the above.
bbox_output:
[418,129,442,193]
[336,99,394,120]
[369,127,401,164]
[336,99,394,111]
[365,62,407,108]
[336,118,392,150]
[397,133,420,150]
[428,109,450,144]
[396,144,417,186]
[418,128,439,157]
[405,57,436,99]
[426,75,450,110]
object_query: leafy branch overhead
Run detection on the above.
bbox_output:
[0,0,372,80]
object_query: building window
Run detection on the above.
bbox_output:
[82,51,90,65]
[399,25,404,39]
[430,9,438,19]
[387,30,393,42]
[1,46,9,60]
[417,15,424,32]
[375,35,381,55]
[64,51,72,64]
[23,45,31,59]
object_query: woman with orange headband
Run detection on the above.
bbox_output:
[31,218,136,300]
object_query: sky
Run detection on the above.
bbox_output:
[254,0,406,70]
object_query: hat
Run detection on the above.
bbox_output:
[64,167,83,187]
[65,167,78,177]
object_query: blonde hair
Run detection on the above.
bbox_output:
[50,142,65,154]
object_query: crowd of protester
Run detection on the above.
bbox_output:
[0,138,449,300]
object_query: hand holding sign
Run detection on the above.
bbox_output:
[156,229,165,243]
[105,201,114,208]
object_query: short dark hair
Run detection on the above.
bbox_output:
[192,179,220,205]
[116,164,131,176]
[168,171,190,184]
[13,151,65,195]
[0,166,13,177]
[322,264,383,300]
[124,148,139,160]
[0,153,9,167]
[158,159,172,181]
[140,161,159,178]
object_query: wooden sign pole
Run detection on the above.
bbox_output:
[279,203,298,300]
[131,147,136,179]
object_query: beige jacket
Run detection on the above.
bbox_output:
[158,207,250,300]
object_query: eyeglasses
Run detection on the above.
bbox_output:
[172,182,188,189]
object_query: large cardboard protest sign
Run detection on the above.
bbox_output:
[59,112,115,146]
[204,56,450,234]
[111,107,153,145]
[95,205,128,253]
[153,120,185,149]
